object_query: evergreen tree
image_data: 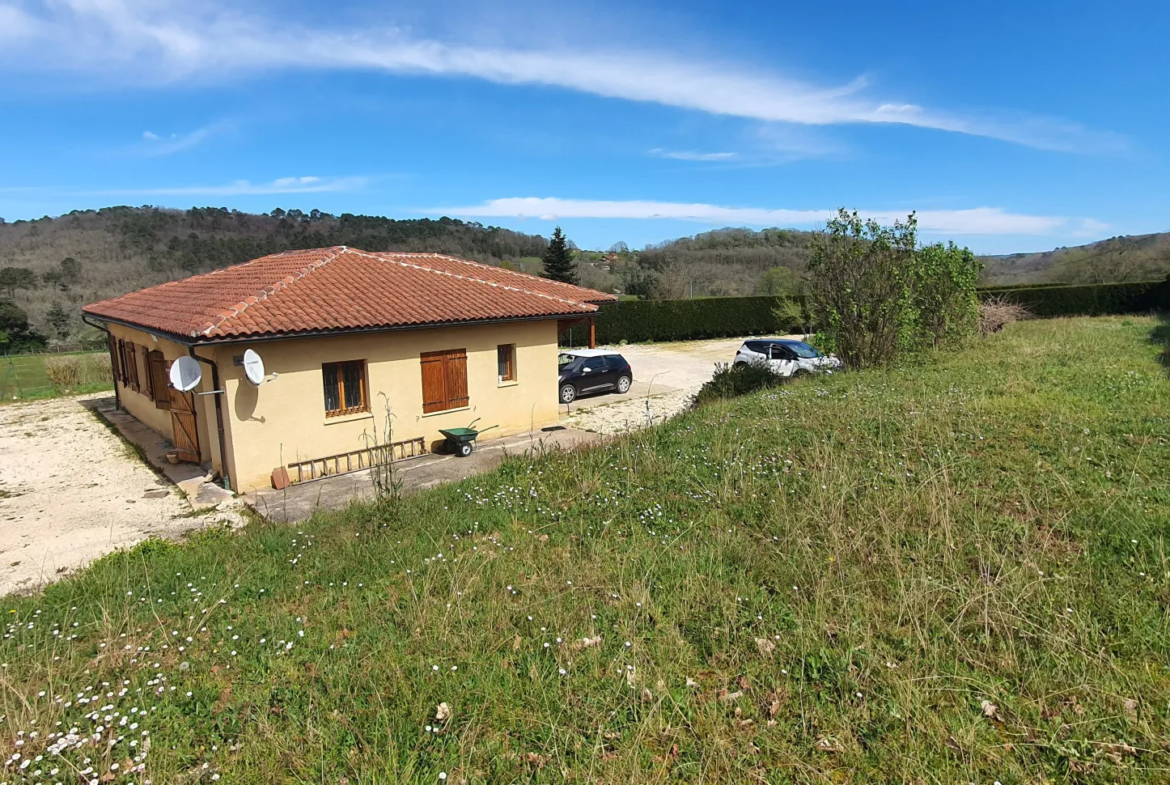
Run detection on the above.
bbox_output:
[47,302,72,338]
[541,226,578,285]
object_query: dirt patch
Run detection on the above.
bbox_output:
[0,394,207,594]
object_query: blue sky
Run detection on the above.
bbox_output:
[1,0,1167,254]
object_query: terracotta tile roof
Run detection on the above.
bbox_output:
[83,247,617,341]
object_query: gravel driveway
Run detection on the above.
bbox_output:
[563,335,802,434]
[0,395,200,594]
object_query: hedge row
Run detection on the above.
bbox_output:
[559,296,806,346]
[559,279,1170,346]
[976,279,1170,318]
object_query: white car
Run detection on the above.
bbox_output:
[733,339,843,376]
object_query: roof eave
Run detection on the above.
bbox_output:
[84,309,598,347]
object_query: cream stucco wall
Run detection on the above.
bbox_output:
[106,324,220,471]
[213,319,562,492]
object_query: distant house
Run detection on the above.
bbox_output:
[83,247,615,491]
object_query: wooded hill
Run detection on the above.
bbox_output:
[0,207,548,341]
[1,205,1166,340]
[979,231,1170,286]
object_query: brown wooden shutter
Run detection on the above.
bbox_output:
[125,343,140,392]
[420,348,469,413]
[148,351,171,410]
[421,351,448,414]
[445,349,468,409]
[108,334,123,384]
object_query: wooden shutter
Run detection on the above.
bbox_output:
[420,349,468,413]
[445,350,468,409]
[421,351,448,414]
[148,351,171,410]
[168,388,199,463]
[108,334,123,384]
[125,343,140,392]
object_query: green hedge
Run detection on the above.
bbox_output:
[559,279,1170,346]
[559,296,806,346]
[977,279,1170,318]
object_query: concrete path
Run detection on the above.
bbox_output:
[245,426,601,523]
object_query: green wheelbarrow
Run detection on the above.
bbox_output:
[439,418,499,457]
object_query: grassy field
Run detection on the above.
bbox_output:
[2,316,1168,783]
[0,351,111,403]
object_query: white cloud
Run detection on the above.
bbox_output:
[650,148,738,162]
[136,121,231,156]
[432,197,1105,236]
[88,176,366,197]
[0,0,1119,152]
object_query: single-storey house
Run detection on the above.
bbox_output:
[82,247,615,492]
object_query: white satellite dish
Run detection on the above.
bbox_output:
[242,349,265,386]
[169,356,203,393]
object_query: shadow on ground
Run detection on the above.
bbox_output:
[1150,311,1170,375]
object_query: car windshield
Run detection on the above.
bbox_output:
[783,341,822,359]
[558,354,578,367]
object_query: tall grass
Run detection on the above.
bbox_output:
[0,316,1167,783]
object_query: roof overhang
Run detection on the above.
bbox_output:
[83,309,592,347]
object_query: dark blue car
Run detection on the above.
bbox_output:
[557,350,633,404]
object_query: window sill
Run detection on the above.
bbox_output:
[324,410,374,425]
[421,405,471,418]
[497,378,519,388]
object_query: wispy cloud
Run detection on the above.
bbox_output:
[650,148,738,162]
[137,122,230,156]
[0,0,1120,153]
[430,196,1106,236]
[87,176,366,197]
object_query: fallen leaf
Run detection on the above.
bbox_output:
[641,687,654,703]
[685,677,698,689]
[981,699,1000,720]
[524,752,548,768]
[718,689,743,703]
[435,702,450,722]
[814,736,842,753]
[754,637,776,657]
[1123,698,1138,719]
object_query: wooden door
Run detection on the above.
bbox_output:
[168,388,200,463]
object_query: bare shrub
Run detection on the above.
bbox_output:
[43,356,81,388]
[43,353,112,389]
[979,296,1031,336]
[80,353,113,384]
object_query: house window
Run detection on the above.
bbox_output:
[420,348,469,414]
[497,344,516,383]
[322,360,369,417]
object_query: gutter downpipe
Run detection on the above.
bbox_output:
[81,314,119,411]
[188,347,232,492]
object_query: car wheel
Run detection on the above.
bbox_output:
[616,375,632,394]
[559,383,578,404]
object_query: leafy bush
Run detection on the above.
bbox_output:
[804,210,920,368]
[914,242,981,346]
[692,361,787,407]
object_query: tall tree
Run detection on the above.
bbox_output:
[59,257,82,285]
[0,267,38,299]
[542,227,578,285]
